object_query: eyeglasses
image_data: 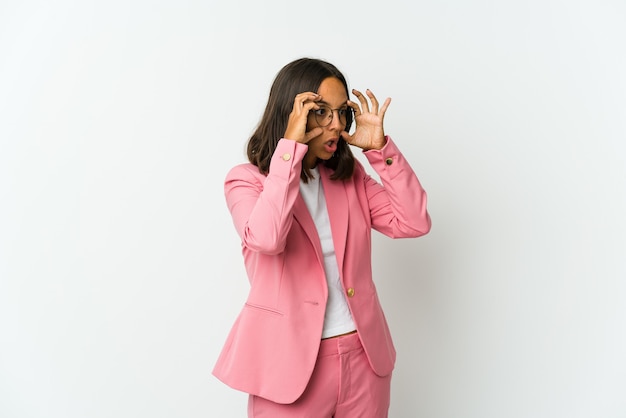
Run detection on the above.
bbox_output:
[311,105,353,127]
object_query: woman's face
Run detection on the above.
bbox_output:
[303,77,349,168]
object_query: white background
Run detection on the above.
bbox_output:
[1,0,625,417]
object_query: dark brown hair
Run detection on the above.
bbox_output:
[247,58,355,181]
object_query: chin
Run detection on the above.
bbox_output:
[318,152,334,161]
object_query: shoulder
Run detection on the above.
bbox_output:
[225,163,265,184]
[352,158,366,178]
[345,158,368,187]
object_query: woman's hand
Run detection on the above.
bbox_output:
[341,89,391,151]
[283,92,323,144]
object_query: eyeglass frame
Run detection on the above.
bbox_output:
[310,104,354,127]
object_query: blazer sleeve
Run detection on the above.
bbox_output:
[224,138,308,254]
[362,136,431,238]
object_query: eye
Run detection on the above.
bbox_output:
[314,107,329,117]
[338,108,349,117]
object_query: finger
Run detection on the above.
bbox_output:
[304,127,323,143]
[379,97,392,117]
[302,101,320,111]
[295,99,320,120]
[295,92,319,101]
[352,89,370,113]
[302,101,320,121]
[294,92,320,109]
[340,130,353,145]
[347,100,360,118]
[366,89,379,114]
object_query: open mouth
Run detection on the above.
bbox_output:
[323,139,338,154]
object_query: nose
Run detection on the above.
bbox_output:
[328,109,343,130]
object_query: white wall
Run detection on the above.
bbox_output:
[1,0,625,417]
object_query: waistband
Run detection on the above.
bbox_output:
[317,331,362,357]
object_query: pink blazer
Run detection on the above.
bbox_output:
[213,137,431,404]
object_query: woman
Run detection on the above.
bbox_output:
[213,58,431,417]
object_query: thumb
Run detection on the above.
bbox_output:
[340,131,353,145]
[304,127,323,143]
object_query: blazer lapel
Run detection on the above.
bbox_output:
[319,166,349,272]
[293,195,324,268]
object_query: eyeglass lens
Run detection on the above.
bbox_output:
[314,106,351,127]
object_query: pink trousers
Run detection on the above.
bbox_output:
[248,332,391,418]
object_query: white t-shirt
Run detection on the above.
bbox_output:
[299,167,356,339]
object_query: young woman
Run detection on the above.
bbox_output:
[213,58,431,417]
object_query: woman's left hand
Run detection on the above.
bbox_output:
[341,89,391,151]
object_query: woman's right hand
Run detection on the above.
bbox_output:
[283,92,323,144]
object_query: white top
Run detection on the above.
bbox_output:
[299,167,356,339]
